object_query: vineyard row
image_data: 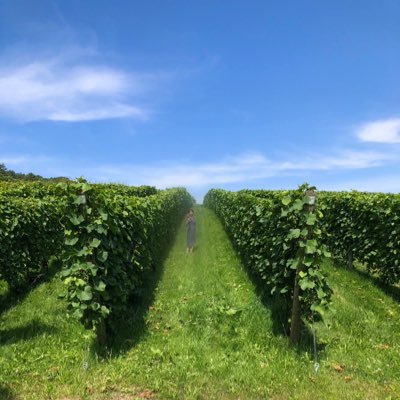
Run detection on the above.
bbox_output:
[0,180,193,341]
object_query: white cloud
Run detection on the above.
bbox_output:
[0,56,150,122]
[357,118,400,143]
[1,148,397,196]
[48,105,145,122]
[80,149,396,188]
[298,150,395,170]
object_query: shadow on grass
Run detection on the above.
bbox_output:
[0,258,61,317]
[354,268,400,304]
[328,256,400,304]
[95,228,180,358]
[103,261,165,357]
[203,207,327,357]
[0,384,16,400]
[0,318,58,346]
[246,271,321,354]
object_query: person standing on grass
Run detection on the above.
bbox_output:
[186,208,196,254]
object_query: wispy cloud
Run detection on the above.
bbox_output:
[356,118,400,143]
[82,149,397,188]
[0,54,152,122]
[290,149,396,170]
[1,148,397,192]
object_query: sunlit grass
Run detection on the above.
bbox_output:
[0,206,399,399]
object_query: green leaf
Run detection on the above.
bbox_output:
[303,256,313,267]
[306,213,317,226]
[89,238,101,248]
[289,258,301,269]
[287,228,301,239]
[95,281,106,292]
[322,249,332,258]
[69,215,85,226]
[292,199,304,211]
[59,268,72,277]
[77,286,93,301]
[225,307,240,316]
[73,195,87,205]
[72,309,83,320]
[300,228,309,237]
[100,305,110,317]
[311,304,326,318]
[282,196,291,206]
[299,278,316,290]
[65,237,79,246]
[81,183,92,193]
[305,239,318,254]
[76,278,86,287]
[98,251,108,262]
[99,211,108,221]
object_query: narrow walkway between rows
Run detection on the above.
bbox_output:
[101,205,301,399]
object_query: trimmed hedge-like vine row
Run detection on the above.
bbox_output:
[0,180,189,310]
[319,191,400,284]
[60,180,193,337]
[230,189,400,284]
[0,181,157,198]
[0,194,65,290]
[204,186,332,326]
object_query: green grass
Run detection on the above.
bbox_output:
[1,205,399,399]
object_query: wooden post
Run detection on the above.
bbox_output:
[347,247,354,269]
[79,190,108,347]
[290,269,303,345]
[96,318,107,347]
[290,189,316,345]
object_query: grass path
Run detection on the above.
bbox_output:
[91,205,298,399]
[1,205,400,399]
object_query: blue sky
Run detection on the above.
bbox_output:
[0,0,399,201]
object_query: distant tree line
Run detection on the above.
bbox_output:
[0,163,70,182]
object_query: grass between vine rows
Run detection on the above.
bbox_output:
[0,205,399,399]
